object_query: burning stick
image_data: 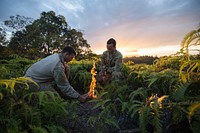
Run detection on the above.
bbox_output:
[89,61,97,98]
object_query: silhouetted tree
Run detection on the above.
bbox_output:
[4,15,34,31]
[0,28,8,46]
[8,11,92,59]
[123,56,159,65]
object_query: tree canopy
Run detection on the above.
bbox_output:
[7,11,92,59]
[0,27,8,46]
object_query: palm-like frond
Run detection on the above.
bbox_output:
[179,60,200,82]
[180,28,200,55]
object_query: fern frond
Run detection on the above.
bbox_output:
[147,77,158,88]
[129,103,144,118]
[157,95,169,108]
[171,83,190,101]
[0,77,38,97]
[139,105,151,133]
[188,102,200,133]
[4,118,21,133]
[129,87,147,102]
[180,27,200,60]
[151,109,163,133]
[16,77,39,89]
[179,60,200,82]
[105,116,120,129]
[29,125,48,133]
[120,101,129,112]
[188,102,200,124]
[0,92,3,100]
[44,124,66,133]
[93,99,111,109]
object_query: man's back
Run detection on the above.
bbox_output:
[25,54,60,83]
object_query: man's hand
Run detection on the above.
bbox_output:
[77,93,89,103]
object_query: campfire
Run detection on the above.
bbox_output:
[89,61,97,98]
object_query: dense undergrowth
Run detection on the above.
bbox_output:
[0,53,200,133]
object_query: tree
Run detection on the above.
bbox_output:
[4,15,34,31]
[65,29,92,60]
[9,11,92,59]
[0,27,13,59]
[0,15,34,59]
[0,28,8,46]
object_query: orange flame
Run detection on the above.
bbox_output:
[89,61,97,98]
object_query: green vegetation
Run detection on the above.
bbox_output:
[0,11,199,132]
[0,52,199,132]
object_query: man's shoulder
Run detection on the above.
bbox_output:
[115,50,123,57]
[45,53,59,59]
[39,54,58,62]
[103,50,108,54]
[102,50,109,55]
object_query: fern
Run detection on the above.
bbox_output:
[87,103,120,131]
[69,61,93,91]
[92,99,111,109]
[171,82,190,101]
[0,65,9,79]
[0,92,3,100]
[88,87,121,131]
[147,69,179,95]
[139,105,151,133]
[188,102,200,132]
[128,93,168,133]
[4,118,22,133]
[179,27,200,85]
[105,116,120,129]
[129,100,144,118]
[129,87,148,102]
[44,125,66,133]
[179,60,200,83]
[0,77,38,95]
[29,125,48,133]
[0,55,36,78]
[153,56,181,71]
[0,80,77,132]
[151,109,163,133]
[170,100,197,126]
[180,27,200,57]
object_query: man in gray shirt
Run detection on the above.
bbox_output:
[25,46,89,102]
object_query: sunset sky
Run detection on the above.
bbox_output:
[0,0,200,57]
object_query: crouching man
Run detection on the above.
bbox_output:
[24,46,90,102]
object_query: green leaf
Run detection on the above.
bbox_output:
[93,99,111,109]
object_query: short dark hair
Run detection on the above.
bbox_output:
[107,38,116,47]
[62,46,76,55]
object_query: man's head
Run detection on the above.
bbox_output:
[62,46,76,62]
[107,38,116,53]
